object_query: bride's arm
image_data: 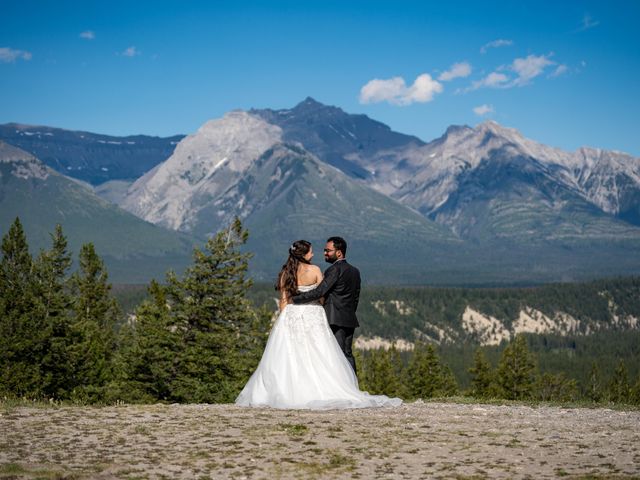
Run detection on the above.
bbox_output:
[278,277,290,311]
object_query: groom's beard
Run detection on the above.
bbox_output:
[324,254,338,264]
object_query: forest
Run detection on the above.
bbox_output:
[1,217,639,405]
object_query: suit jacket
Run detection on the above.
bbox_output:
[292,259,361,328]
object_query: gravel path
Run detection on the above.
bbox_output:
[1,401,639,479]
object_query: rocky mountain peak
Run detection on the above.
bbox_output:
[0,141,49,180]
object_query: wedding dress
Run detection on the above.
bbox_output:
[235,284,402,410]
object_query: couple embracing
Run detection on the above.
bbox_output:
[236,236,402,410]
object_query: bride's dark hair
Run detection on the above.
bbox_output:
[276,240,312,299]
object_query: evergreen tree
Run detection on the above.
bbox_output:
[0,218,43,397]
[108,280,181,403]
[468,348,496,398]
[68,243,119,401]
[496,335,537,400]
[535,372,578,402]
[114,218,270,403]
[585,362,603,402]
[359,345,404,397]
[608,359,631,404]
[630,375,640,406]
[404,342,457,399]
[34,225,74,398]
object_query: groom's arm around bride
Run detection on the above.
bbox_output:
[292,237,361,373]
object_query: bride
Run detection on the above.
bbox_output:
[235,240,402,409]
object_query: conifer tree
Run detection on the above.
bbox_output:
[0,217,43,397]
[170,218,271,402]
[116,218,270,403]
[404,342,457,399]
[109,280,181,403]
[535,372,578,402]
[585,362,603,402]
[359,345,404,397]
[468,348,496,398]
[69,243,119,401]
[630,375,640,406]
[34,224,74,398]
[496,335,537,400]
[608,359,631,404]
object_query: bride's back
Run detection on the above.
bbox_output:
[297,263,322,286]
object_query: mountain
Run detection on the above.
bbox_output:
[251,97,425,187]
[0,141,196,283]
[389,121,640,230]
[120,111,460,282]
[252,101,640,230]
[5,99,640,285]
[0,123,184,185]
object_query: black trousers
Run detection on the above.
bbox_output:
[330,325,357,376]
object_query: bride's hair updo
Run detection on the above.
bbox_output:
[276,240,312,300]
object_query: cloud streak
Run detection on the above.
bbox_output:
[576,14,600,32]
[121,46,140,57]
[80,31,95,40]
[464,54,557,92]
[473,104,494,116]
[0,47,32,63]
[438,62,472,81]
[480,39,513,54]
[359,73,443,106]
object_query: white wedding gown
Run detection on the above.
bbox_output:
[235,284,402,410]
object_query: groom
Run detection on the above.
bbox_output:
[292,236,361,375]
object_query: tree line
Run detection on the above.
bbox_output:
[0,217,270,403]
[1,216,639,405]
[355,336,640,404]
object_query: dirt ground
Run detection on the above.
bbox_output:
[1,400,639,479]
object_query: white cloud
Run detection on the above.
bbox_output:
[473,104,494,116]
[550,64,568,77]
[438,62,472,81]
[467,71,510,91]
[480,39,513,54]
[511,54,555,86]
[0,47,32,63]
[121,46,140,57]
[80,31,95,40]
[576,13,600,32]
[359,73,443,106]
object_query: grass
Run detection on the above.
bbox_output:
[0,463,75,479]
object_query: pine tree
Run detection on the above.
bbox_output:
[630,375,640,406]
[496,335,537,400]
[68,243,119,401]
[608,359,631,404]
[359,345,404,397]
[171,218,271,402]
[585,362,603,402]
[34,225,74,399]
[535,372,578,402]
[115,218,270,403]
[468,348,496,398]
[404,342,457,399]
[108,280,181,403]
[0,217,43,397]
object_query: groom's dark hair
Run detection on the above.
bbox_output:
[327,236,347,256]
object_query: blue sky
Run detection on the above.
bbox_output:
[1,1,639,155]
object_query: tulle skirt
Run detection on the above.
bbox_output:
[235,304,402,410]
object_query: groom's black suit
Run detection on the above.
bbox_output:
[292,259,361,373]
